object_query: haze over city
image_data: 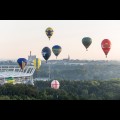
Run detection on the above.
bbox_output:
[0,20,119,60]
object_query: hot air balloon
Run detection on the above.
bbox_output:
[33,58,41,71]
[52,45,62,59]
[33,58,41,78]
[101,39,111,58]
[82,37,92,51]
[51,80,60,89]
[17,58,27,70]
[42,47,51,63]
[45,27,54,40]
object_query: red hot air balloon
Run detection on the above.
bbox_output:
[101,39,111,58]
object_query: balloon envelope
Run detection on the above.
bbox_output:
[33,58,41,70]
[45,27,53,40]
[51,80,60,89]
[42,47,51,63]
[17,58,27,70]
[52,45,62,59]
[82,37,92,50]
[101,39,111,58]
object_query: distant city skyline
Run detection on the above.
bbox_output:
[0,20,120,60]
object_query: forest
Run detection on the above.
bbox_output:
[0,79,120,100]
[33,60,120,80]
[0,60,120,100]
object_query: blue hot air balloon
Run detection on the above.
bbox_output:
[17,58,27,70]
[42,47,51,63]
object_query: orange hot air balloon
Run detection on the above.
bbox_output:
[101,39,111,58]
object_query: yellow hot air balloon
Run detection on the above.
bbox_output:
[33,58,41,71]
[45,27,54,40]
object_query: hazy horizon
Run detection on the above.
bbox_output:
[0,20,120,60]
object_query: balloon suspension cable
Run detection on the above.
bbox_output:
[36,69,38,78]
[56,56,57,59]
[86,49,88,51]
[49,37,50,40]
[46,60,47,63]
[21,68,23,72]
[106,55,108,62]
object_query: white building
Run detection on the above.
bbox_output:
[0,65,36,85]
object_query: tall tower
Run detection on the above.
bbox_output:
[30,51,31,56]
[28,51,36,65]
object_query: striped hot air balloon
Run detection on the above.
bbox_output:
[33,58,41,71]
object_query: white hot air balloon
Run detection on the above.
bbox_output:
[51,80,60,89]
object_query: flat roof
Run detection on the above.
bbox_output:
[0,65,35,78]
